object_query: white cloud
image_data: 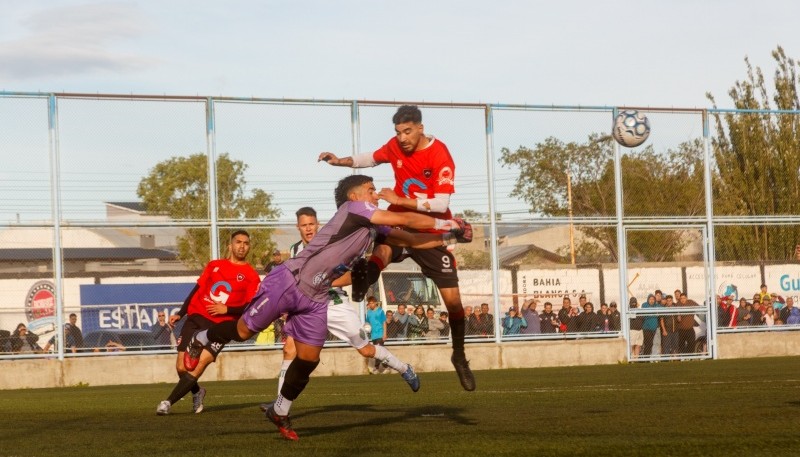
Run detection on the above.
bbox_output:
[0,2,159,80]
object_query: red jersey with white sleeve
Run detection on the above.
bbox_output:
[372,136,455,224]
[188,259,260,324]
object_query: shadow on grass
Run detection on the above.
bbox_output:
[292,403,477,437]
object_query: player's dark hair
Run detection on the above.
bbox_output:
[392,105,422,124]
[334,175,373,208]
[230,229,249,241]
[295,206,317,220]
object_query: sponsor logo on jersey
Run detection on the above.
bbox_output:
[363,201,378,211]
[401,178,427,197]
[438,167,454,186]
[423,168,432,178]
[397,160,403,168]
[249,297,269,315]
[209,281,232,304]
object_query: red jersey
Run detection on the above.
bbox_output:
[372,136,455,223]
[188,259,260,324]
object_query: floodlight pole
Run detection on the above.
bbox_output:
[567,170,576,265]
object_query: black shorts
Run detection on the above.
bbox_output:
[177,314,227,358]
[388,243,459,289]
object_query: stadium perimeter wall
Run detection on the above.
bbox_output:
[3,332,800,390]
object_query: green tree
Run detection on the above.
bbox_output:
[499,135,704,262]
[707,46,800,261]
[137,153,280,268]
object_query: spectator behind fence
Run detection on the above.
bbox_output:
[151,311,174,349]
[473,303,494,337]
[597,303,611,332]
[407,305,428,340]
[629,297,644,359]
[660,295,678,355]
[502,306,527,335]
[539,302,559,334]
[575,302,601,333]
[557,297,572,333]
[608,302,621,331]
[425,307,445,339]
[780,297,800,324]
[762,306,776,326]
[439,311,450,338]
[464,306,476,336]
[393,304,410,339]
[11,323,42,353]
[641,294,661,356]
[42,313,84,353]
[676,293,698,353]
[520,299,540,334]
[385,311,402,340]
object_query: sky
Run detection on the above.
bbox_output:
[0,0,798,108]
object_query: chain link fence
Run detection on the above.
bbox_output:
[2,93,800,361]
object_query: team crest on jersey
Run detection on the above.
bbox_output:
[397,160,403,168]
[313,271,329,286]
[438,167,454,186]
[423,168,432,179]
[237,273,245,282]
[363,201,377,211]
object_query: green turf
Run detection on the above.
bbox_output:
[2,357,800,457]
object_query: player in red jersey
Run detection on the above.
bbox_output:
[156,230,261,415]
[318,105,475,391]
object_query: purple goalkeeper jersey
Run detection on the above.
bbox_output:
[282,200,391,302]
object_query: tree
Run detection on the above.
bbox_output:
[499,135,705,262]
[707,46,800,261]
[137,153,280,268]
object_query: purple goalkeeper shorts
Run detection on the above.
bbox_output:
[242,265,328,347]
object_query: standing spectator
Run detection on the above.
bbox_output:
[407,305,428,340]
[539,302,559,334]
[11,323,42,353]
[502,306,527,335]
[520,299,541,334]
[761,306,776,326]
[608,302,621,331]
[385,311,403,340]
[659,295,679,356]
[676,293,698,354]
[365,296,387,373]
[364,297,386,344]
[629,297,645,359]
[641,294,661,355]
[558,296,573,333]
[575,302,601,332]
[439,312,451,338]
[393,304,410,339]
[475,303,495,337]
[463,305,476,336]
[782,297,800,324]
[42,313,84,353]
[263,249,283,274]
[425,307,445,339]
[151,311,174,349]
[758,284,770,303]
[597,303,612,332]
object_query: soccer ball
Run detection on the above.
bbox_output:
[612,110,651,147]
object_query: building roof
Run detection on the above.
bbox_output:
[105,202,147,213]
[0,247,177,262]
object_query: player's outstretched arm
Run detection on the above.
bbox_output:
[318,152,352,167]
[369,208,444,231]
[384,229,448,250]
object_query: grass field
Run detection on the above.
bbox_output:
[3,356,800,457]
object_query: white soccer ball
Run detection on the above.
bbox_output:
[362,323,372,335]
[612,110,651,147]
